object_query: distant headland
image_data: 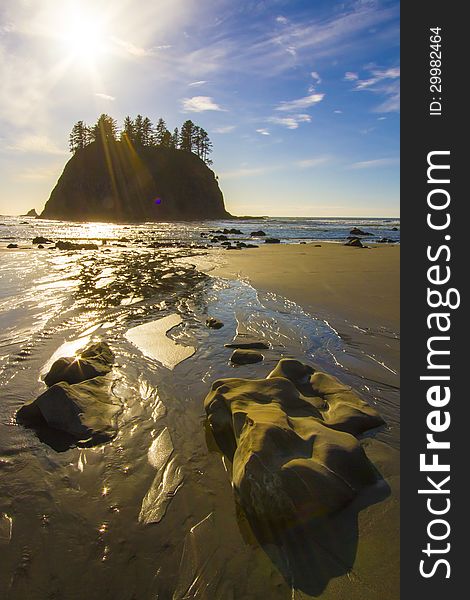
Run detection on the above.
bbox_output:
[40,114,232,222]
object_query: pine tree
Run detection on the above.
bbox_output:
[170,127,179,149]
[90,114,118,143]
[69,121,90,153]
[154,118,169,146]
[179,120,196,152]
[133,114,144,146]
[121,116,135,143]
[199,128,213,165]
[141,117,154,146]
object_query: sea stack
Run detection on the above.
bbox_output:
[40,140,231,222]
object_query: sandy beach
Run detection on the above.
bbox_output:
[0,225,400,600]
[205,241,400,384]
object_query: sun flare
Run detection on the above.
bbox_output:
[60,8,106,64]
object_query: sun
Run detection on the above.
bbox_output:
[59,8,107,64]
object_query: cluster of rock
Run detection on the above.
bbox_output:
[205,321,268,364]
[17,341,120,445]
[204,358,384,529]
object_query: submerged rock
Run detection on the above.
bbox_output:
[32,236,52,245]
[6,244,18,249]
[225,340,270,350]
[56,240,99,251]
[17,376,121,443]
[250,230,266,237]
[206,317,224,329]
[264,238,280,244]
[230,349,264,365]
[204,359,384,527]
[350,227,371,236]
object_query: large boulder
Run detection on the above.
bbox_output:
[204,359,384,527]
[17,376,121,443]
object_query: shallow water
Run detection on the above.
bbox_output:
[0,243,399,599]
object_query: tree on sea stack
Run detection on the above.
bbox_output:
[90,114,118,144]
[69,121,91,153]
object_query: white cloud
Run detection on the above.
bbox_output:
[334,109,343,114]
[310,71,322,84]
[188,80,208,87]
[256,128,270,136]
[7,135,67,156]
[181,96,225,112]
[267,114,311,129]
[218,166,277,179]
[351,66,400,113]
[344,71,359,81]
[213,125,236,133]
[275,93,324,112]
[349,158,399,169]
[95,92,115,101]
[276,16,289,25]
[295,156,329,168]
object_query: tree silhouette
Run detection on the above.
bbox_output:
[121,116,136,144]
[179,120,196,152]
[170,127,179,149]
[69,121,90,153]
[154,118,169,146]
[90,114,118,144]
[68,114,214,164]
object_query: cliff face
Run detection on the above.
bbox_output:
[40,140,231,222]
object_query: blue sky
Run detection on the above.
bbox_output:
[0,0,399,217]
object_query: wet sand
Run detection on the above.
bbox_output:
[0,241,400,600]
[207,242,400,379]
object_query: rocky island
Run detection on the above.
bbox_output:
[40,114,231,222]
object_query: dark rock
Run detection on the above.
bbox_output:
[264,238,280,244]
[344,237,363,248]
[56,240,99,250]
[245,244,258,248]
[206,317,224,330]
[204,359,384,526]
[17,376,121,443]
[7,243,18,249]
[32,236,52,244]
[350,228,372,236]
[391,227,399,231]
[250,230,266,237]
[376,237,397,244]
[223,228,243,235]
[43,341,114,387]
[40,142,231,222]
[38,245,44,249]
[23,209,38,217]
[230,349,264,365]
[225,341,270,350]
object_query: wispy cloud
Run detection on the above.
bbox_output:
[188,80,208,87]
[275,93,324,112]
[350,66,400,112]
[213,125,235,134]
[267,114,311,129]
[218,166,278,179]
[7,135,67,156]
[344,71,359,81]
[256,128,270,136]
[18,164,62,180]
[95,92,115,101]
[181,96,226,112]
[295,156,330,168]
[349,158,399,169]
[310,71,322,84]
[112,38,171,58]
